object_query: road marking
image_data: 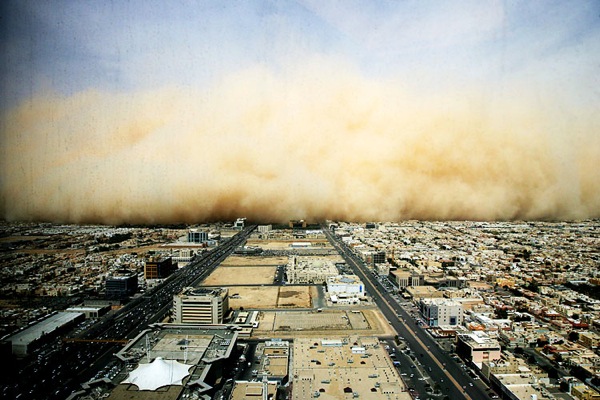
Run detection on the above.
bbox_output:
[329,233,473,400]
[392,305,472,400]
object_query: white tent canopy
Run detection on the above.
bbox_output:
[123,357,192,391]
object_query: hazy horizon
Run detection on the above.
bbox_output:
[1,1,599,224]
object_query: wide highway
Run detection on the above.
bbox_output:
[7,225,255,400]
[323,226,497,400]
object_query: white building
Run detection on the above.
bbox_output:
[173,287,229,324]
[286,256,338,284]
[391,269,423,288]
[419,298,463,327]
[257,225,272,233]
[65,306,108,319]
[171,248,195,266]
[289,242,311,248]
[327,275,365,296]
[234,218,246,230]
[188,229,208,243]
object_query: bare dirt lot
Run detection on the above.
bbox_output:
[220,255,287,266]
[274,310,350,331]
[277,286,313,308]
[224,286,313,309]
[202,266,276,285]
[253,308,395,338]
[227,286,280,309]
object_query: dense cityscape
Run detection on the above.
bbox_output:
[2,2,599,400]
[0,219,598,400]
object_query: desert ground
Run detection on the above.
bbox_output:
[253,308,395,338]
[220,255,288,266]
[219,286,314,309]
[277,286,313,308]
[202,266,276,285]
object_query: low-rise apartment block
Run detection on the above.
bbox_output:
[419,298,463,326]
[456,331,502,366]
[286,256,338,284]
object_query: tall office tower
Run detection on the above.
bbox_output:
[144,256,175,279]
[173,287,229,324]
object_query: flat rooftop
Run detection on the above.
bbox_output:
[108,324,238,400]
[459,332,501,348]
[291,337,411,400]
[253,309,395,338]
[179,287,226,297]
[495,373,552,400]
[254,340,290,379]
[231,381,277,400]
[7,311,83,345]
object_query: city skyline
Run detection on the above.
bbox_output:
[1,1,599,224]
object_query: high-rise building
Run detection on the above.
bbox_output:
[188,229,208,243]
[144,256,175,279]
[257,225,272,233]
[173,287,229,324]
[171,249,195,266]
[105,272,138,299]
[372,251,386,265]
[234,218,246,230]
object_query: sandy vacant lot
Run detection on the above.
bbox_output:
[202,266,276,285]
[221,255,287,266]
[274,311,350,331]
[277,286,312,308]
[225,286,313,309]
[254,309,394,338]
[227,286,280,309]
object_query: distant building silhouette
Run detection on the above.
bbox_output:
[289,219,306,228]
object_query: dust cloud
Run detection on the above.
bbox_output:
[1,65,598,224]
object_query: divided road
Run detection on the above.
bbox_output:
[6,225,255,400]
[324,226,496,400]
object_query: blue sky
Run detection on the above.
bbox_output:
[2,0,599,108]
[1,1,599,223]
